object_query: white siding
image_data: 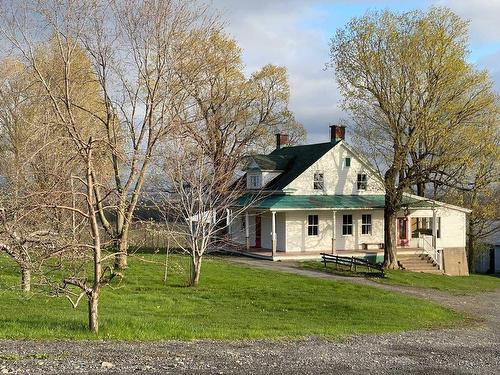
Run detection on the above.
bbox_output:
[230,211,286,251]
[407,207,466,249]
[284,143,385,195]
[285,209,384,252]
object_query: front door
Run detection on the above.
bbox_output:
[255,215,261,248]
[397,217,409,247]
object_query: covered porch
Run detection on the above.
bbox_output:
[229,194,464,268]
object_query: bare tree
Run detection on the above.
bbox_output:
[78,0,219,269]
[158,138,258,286]
[0,0,220,270]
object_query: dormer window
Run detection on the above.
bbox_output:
[313,172,324,190]
[248,174,262,189]
[357,173,367,190]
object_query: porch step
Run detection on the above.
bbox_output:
[398,254,442,274]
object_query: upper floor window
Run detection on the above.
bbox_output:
[345,157,351,167]
[342,214,353,235]
[313,172,324,190]
[308,215,319,236]
[357,173,367,190]
[362,214,372,235]
[248,174,261,189]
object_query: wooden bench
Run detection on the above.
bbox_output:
[320,253,384,276]
[361,242,384,250]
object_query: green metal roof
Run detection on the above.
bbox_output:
[236,194,433,210]
[264,141,339,190]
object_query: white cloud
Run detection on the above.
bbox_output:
[436,0,500,45]
[211,0,500,143]
[212,0,341,143]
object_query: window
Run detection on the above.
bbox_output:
[342,214,353,235]
[362,214,372,235]
[345,157,351,167]
[313,172,324,190]
[308,215,319,236]
[248,174,261,189]
[411,217,441,238]
[357,173,367,190]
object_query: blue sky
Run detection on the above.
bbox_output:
[214,0,500,143]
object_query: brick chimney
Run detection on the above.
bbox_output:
[276,133,289,150]
[330,125,346,143]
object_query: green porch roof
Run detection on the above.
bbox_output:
[236,194,433,210]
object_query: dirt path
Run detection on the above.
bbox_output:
[0,257,498,375]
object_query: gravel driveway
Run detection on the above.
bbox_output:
[1,258,498,375]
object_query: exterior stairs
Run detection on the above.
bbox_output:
[398,253,443,274]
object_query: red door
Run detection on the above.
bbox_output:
[397,218,409,247]
[255,215,261,248]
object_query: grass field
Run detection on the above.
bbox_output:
[301,261,500,294]
[0,254,466,341]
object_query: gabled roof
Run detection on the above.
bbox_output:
[236,194,434,210]
[262,141,340,190]
[247,154,290,171]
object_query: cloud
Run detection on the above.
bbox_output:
[211,0,500,143]
[212,0,341,143]
[436,0,500,45]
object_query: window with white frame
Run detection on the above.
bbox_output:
[357,173,367,190]
[313,172,324,190]
[361,214,372,235]
[308,215,319,236]
[248,174,261,189]
[342,214,353,235]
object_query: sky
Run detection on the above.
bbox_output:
[212,0,500,143]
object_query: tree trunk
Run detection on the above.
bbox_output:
[383,166,400,269]
[467,218,475,273]
[21,267,31,292]
[190,254,202,287]
[114,235,129,269]
[416,182,425,197]
[88,291,99,334]
[383,205,398,269]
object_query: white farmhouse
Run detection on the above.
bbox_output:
[229,125,470,276]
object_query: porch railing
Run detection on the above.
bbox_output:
[419,234,443,270]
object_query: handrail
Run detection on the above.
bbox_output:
[419,234,443,270]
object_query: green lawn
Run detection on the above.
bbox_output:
[377,270,500,294]
[0,254,466,340]
[301,261,500,294]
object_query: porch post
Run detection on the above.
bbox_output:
[432,205,437,249]
[271,211,277,259]
[331,210,336,254]
[245,211,250,250]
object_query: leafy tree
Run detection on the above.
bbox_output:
[175,31,304,175]
[330,7,498,268]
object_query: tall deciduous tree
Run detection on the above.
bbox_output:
[330,7,498,268]
[1,0,218,270]
[175,31,304,176]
